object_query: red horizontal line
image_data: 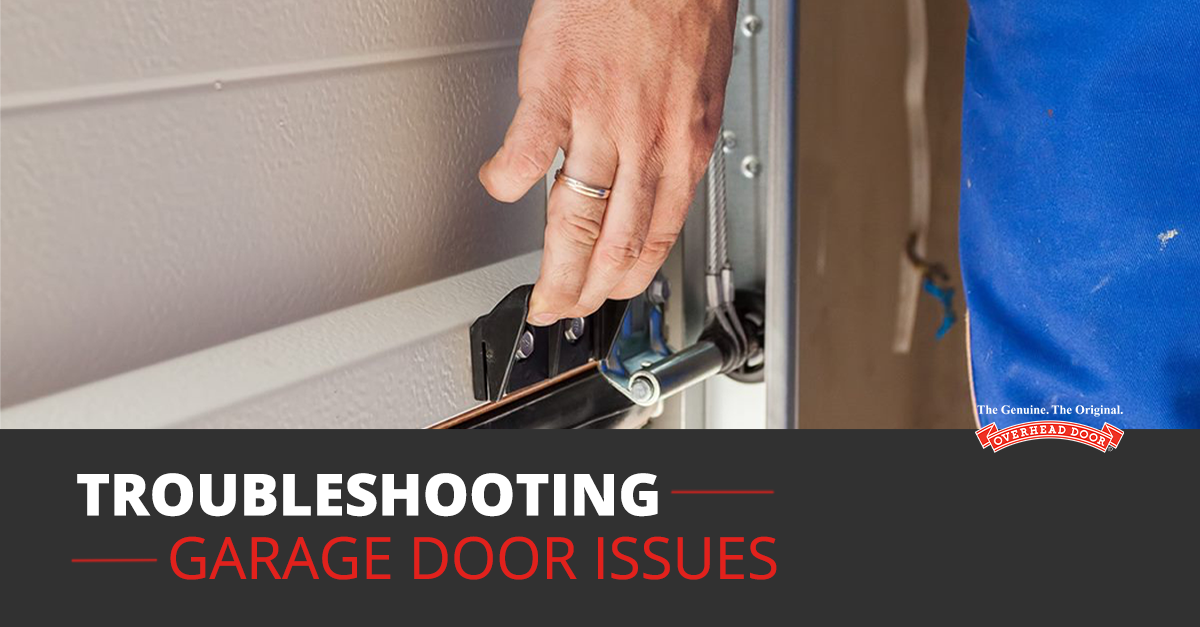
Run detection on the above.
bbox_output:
[71,558,157,563]
[671,490,774,494]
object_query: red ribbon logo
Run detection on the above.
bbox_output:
[976,421,1124,453]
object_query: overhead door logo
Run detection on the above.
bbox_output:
[976,421,1124,453]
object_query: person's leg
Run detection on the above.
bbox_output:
[961,0,1200,428]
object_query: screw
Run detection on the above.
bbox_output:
[741,155,762,178]
[741,14,763,37]
[515,329,535,360]
[630,378,656,405]
[564,317,586,343]
[721,129,738,154]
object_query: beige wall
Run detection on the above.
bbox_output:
[798,0,974,428]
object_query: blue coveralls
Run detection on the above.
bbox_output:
[961,1,1200,428]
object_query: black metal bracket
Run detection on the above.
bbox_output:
[469,285,629,402]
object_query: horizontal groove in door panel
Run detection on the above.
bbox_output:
[1,39,522,115]
[0,0,533,94]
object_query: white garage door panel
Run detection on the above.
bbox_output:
[1,251,542,429]
[1,1,543,407]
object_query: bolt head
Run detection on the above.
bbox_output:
[630,378,655,405]
[564,317,586,343]
[648,278,672,305]
[515,329,535,360]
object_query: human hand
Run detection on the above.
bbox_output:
[479,0,738,325]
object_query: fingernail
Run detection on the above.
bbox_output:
[529,312,558,326]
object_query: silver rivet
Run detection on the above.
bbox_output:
[213,80,224,91]
[741,15,762,37]
[721,129,738,154]
[515,329,535,360]
[741,155,762,178]
[565,318,586,343]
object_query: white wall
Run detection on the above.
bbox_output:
[1,0,542,406]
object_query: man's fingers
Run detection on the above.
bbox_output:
[570,159,659,316]
[611,175,693,299]
[527,135,618,325]
[479,92,569,203]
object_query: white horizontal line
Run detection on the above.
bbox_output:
[0,38,522,115]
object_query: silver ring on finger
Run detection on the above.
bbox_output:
[554,169,612,200]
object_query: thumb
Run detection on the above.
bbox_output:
[479,91,569,203]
